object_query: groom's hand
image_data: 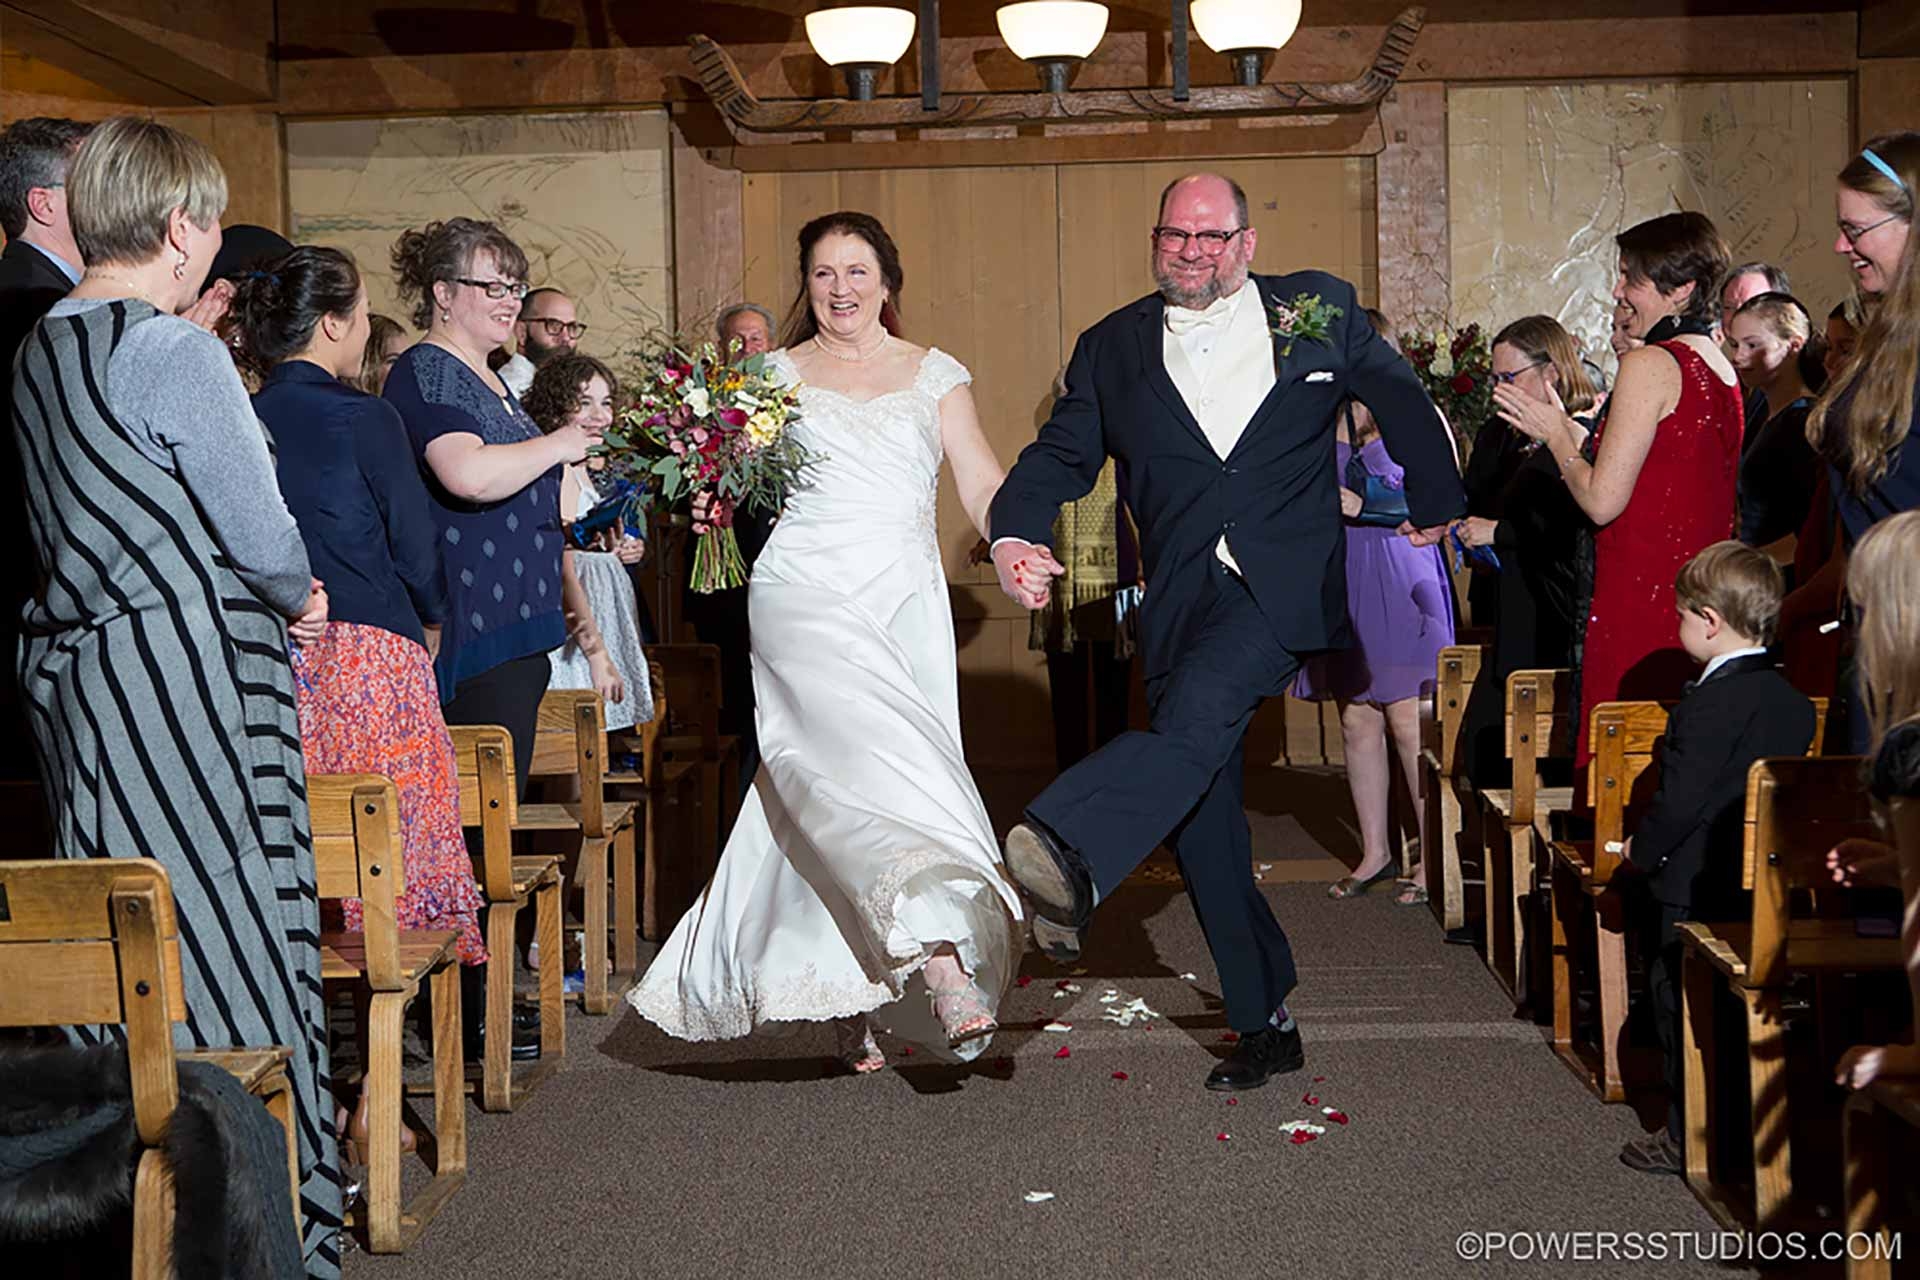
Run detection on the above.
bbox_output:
[991,539,1065,610]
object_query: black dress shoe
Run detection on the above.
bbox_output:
[1030,914,1083,964]
[510,1005,542,1062]
[1005,821,1094,929]
[1204,1024,1305,1092]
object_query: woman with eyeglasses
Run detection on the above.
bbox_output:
[1451,317,1597,791]
[1805,132,1920,751]
[1495,212,1743,790]
[383,218,602,792]
[1295,310,1457,906]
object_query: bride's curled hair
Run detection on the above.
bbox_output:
[780,211,904,348]
[228,246,363,379]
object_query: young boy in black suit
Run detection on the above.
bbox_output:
[1616,540,1817,1176]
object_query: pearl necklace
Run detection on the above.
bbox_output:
[814,331,888,363]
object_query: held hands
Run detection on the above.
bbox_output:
[289,578,329,647]
[1451,516,1498,549]
[612,535,647,565]
[1492,378,1572,445]
[991,539,1065,610]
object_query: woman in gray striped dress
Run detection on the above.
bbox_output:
[9,117,341,1275]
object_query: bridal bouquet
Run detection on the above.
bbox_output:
[1399,321,1492,454]
[601,343,811,593]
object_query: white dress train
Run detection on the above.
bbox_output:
[627,346,1022,1059]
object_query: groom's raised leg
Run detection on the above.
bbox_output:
[1020,567,1293,907]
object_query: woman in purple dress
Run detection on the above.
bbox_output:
[1296,356,1457,905]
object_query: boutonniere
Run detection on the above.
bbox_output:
[1268,293,1343,358]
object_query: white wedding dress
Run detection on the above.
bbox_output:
[628,345,1022,1059]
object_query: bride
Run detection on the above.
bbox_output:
[628,211,1024,1069]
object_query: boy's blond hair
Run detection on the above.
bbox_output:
[1674,541,1785,646]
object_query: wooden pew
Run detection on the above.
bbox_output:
[603,660,707,942]
[311,774,467,1254]
[1547,700,1668,1101]
[1840,793,1920,1278]
[1843,1078,1920,1280]
[444,725,566,1108]
[648,642,742,863]
[0,858,301,1273]
[1677,753,1888,1230]
[1476,668,1575,1002]
[1418,644,1483,931]
[522,689,642,1014]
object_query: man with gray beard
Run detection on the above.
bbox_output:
[989,172,1464,1092]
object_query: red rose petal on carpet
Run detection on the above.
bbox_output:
[1289,1131,1318,1145]
[1015,976,1033,988]
[1111,1071,1129,1080]
[1216,1132,1230,1142]
[1313,1076,1326,1083]
[1303,1094,1319,1106]
[1220,1031,1240,1043]
[1325,1110,1350,1125]
[1225,1098,1238,1107]
[1054,1046,1071,1059]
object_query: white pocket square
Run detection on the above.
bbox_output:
[1306,371,1335,383]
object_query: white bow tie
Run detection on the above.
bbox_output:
[1164,295,1235,337]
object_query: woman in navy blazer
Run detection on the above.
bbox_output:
[233,247,486,1162]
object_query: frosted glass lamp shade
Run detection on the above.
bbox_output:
[805,7,917,100]
[805,7,917,66]
[1190,0,1300,85]
[995,2,1110,61]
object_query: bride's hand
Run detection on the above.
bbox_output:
[990,538,1063,610]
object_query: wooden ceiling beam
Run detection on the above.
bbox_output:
[275,11,1858,119]
[1,0,273,106]
[1860,0,1920,58]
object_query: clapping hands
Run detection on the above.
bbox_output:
[991,539,1065,610]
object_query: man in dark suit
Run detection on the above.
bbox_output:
[1614,540,1815,1176]
[0,117,92,783]
[988,173,1465,1091]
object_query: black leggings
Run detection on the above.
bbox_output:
[443,652,551,800]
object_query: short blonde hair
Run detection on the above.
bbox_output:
[68,116,226,269]
[1674,540,1785,646]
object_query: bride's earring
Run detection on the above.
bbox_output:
[173,252,188,281]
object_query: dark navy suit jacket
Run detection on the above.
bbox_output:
[990,270,1466,678]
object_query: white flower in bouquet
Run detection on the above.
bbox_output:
[684,385,712,418]
[1429,348,1454,378]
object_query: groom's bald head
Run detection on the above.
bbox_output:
[1157,173,1249,227]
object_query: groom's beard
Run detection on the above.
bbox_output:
[1154,258,1250,311]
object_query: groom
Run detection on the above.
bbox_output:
[989,173,1465,1091]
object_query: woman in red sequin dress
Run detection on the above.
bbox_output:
[1495,213,1743,778]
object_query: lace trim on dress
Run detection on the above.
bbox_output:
[627,846,1010,1043]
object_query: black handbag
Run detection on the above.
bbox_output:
[1344,449,1410,528]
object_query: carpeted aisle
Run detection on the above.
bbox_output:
[344,842,1744,1279]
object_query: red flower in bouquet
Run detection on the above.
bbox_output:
[603,341,815,593]
[1450,373,1476,397]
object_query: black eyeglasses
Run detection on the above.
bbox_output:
[1838,213,1905,247]
[524,317,588,340]
[452,277,530,301]
[1151,226,1248,256]
[1490,360,1548,386]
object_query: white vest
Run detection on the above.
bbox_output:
[1162,282,1276,571]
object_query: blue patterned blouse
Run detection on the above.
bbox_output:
[384,343,565,700]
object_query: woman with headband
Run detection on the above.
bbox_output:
[1805,132,1919,750]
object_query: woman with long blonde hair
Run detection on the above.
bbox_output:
[1806,132,1919,750]
[1828,510,1920,1087]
